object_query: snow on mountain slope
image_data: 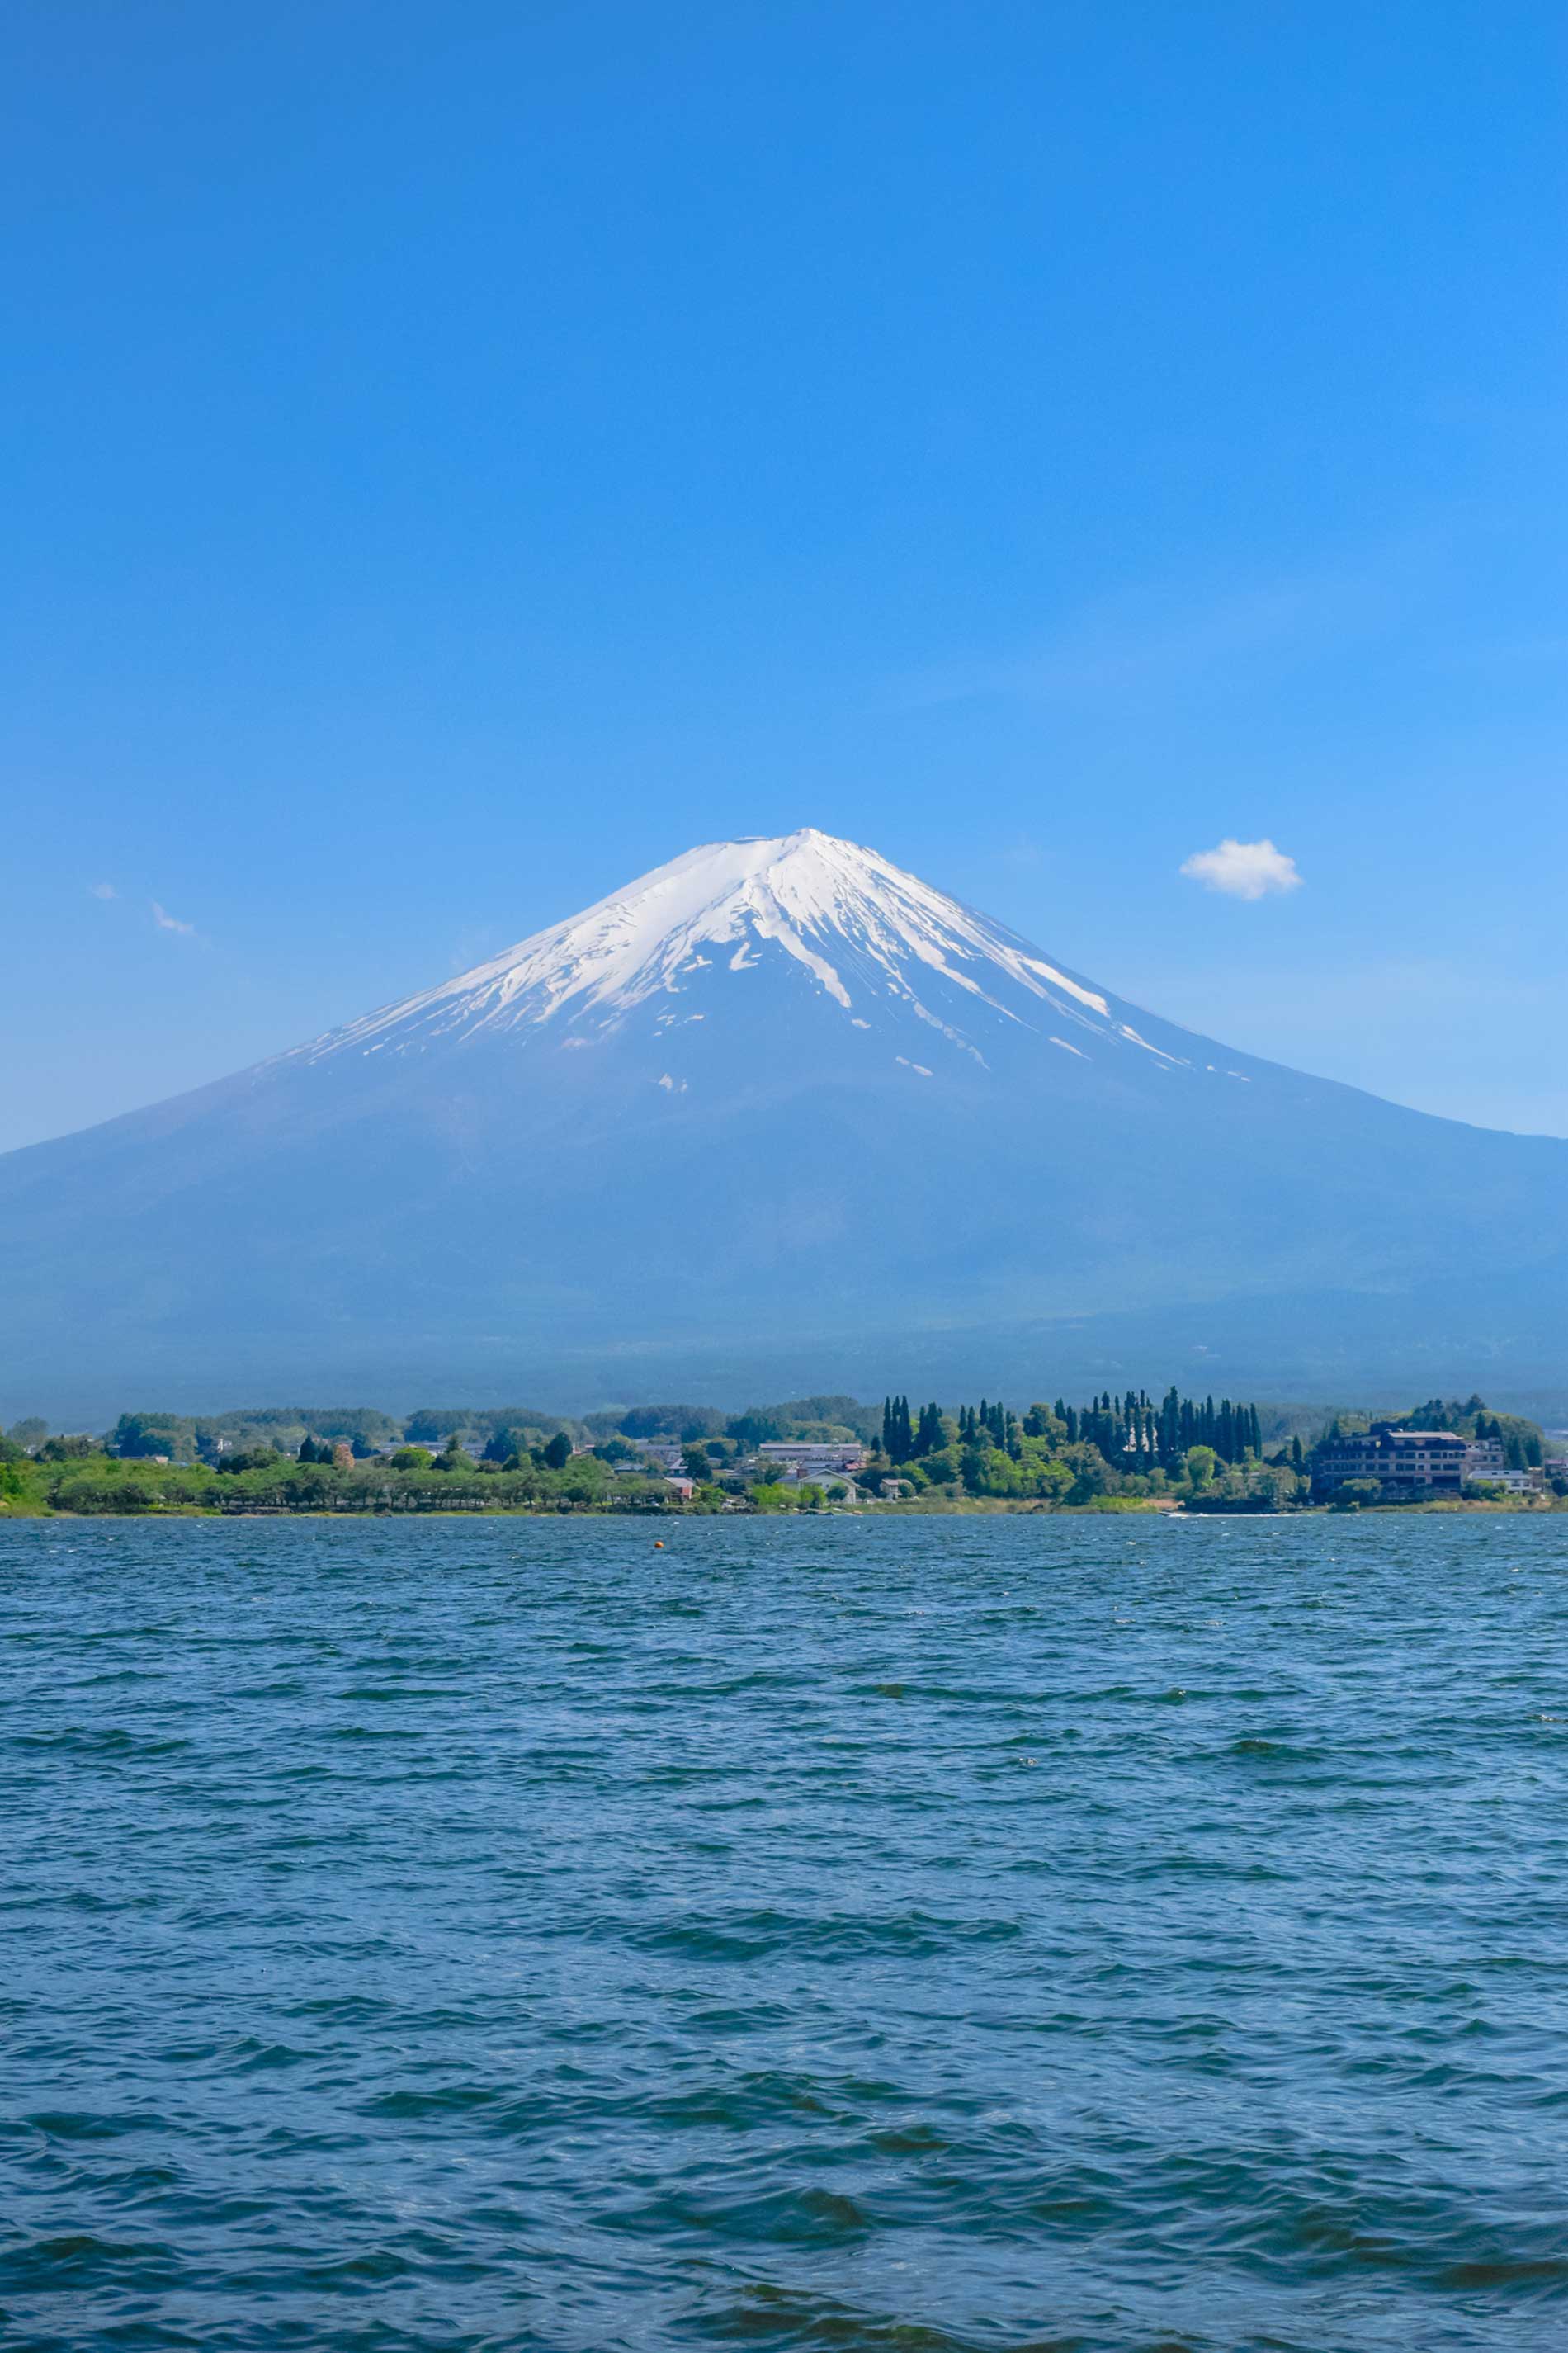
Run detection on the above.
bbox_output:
[7,823,1568,1417]
[281,829,1190,1077]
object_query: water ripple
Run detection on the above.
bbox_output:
[3,1514,1568,2351]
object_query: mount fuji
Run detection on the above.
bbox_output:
[6,829,1567,1416]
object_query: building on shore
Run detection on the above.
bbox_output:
[1313,1425,1505,1498]
[1486,1466,1547,1494]
[755,1441,867,1477]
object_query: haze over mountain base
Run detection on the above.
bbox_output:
[10,1283,1568,1430]
[5,831,1566,1422]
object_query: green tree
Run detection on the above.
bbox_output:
[404,1411,460,1446]
[726,1411,782,1448]
[959,1443,989,1495]
[1184,1444,1217,1491]
[1061,1443,1110,1505]
[543,1431,573,1472]
[110,1412,187,1460]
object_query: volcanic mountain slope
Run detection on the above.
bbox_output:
[4,829,1567,1414]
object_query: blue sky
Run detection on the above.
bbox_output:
[4,0,1566,1151]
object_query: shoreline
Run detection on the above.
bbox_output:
[4,1495,1561,1523]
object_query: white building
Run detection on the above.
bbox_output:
[1314,1427,1505,1495]
[757,1441,867,1477]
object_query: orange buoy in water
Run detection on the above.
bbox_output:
[653,1539,665,1549]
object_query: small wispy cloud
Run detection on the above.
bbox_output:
[447,924,504,974]
[886,533,1442,714]
[88,881,116,900]
[151,900,196,935]
[1180,839,1302,901]
[995,834,1044,870]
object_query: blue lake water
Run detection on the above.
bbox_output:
[4,1514,1568,2351]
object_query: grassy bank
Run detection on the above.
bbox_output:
[3,1473,1561,1523]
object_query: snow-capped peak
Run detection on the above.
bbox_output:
[283,828,1178,1072]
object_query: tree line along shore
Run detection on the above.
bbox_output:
[1,1387,1561,1517]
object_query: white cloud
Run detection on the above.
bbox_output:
[88,881,116,900]
[1180,838,1302,900]
[151,900,196,935]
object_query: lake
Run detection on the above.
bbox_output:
[4,1514,1568,2351]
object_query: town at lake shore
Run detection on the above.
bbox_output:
[3,1387,1564,1519]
